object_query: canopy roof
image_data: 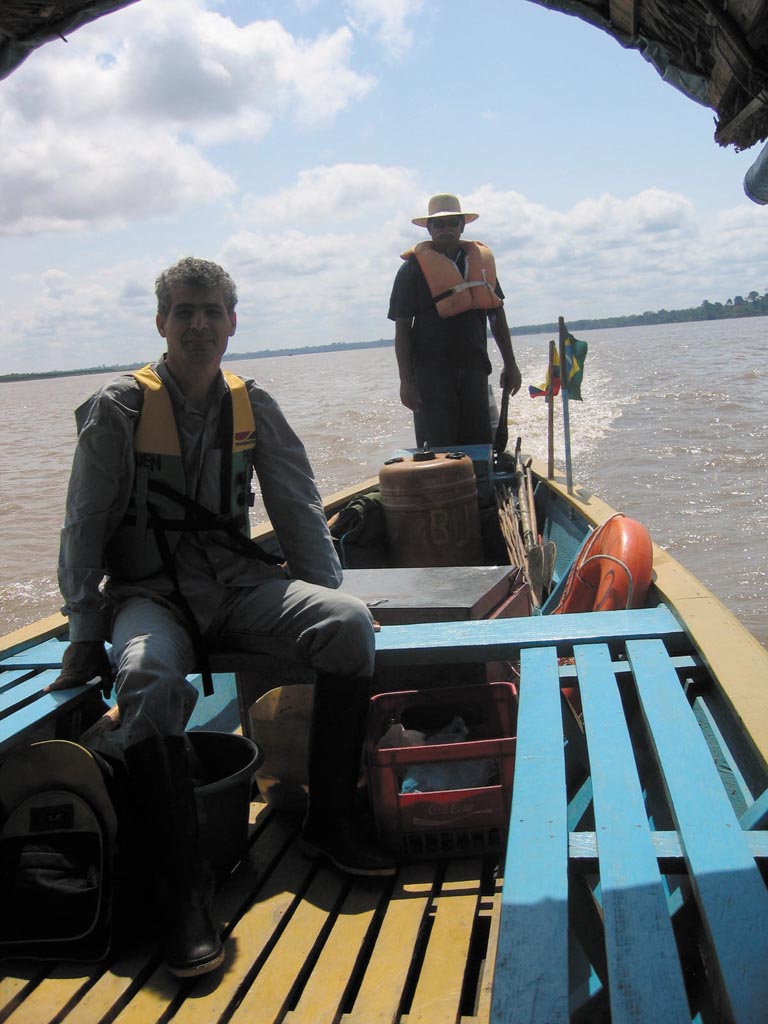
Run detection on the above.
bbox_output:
[0,1,138,81]
[2,1,768,155]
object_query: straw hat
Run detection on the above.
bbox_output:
[0,739,117,837]
[411,193,479,227]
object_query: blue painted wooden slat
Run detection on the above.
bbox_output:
[491,646,569,1024]
[0,668,37,695]
[0,637,69,668]
[740,789,768,831]
[558,652,701,680]
[569,830,768,862]
[575,643,690,1023]
[375,606,683,665]
[0,673,100,754]
[185,672,240,732]
[0,673,52,719]
[693,696,753,817]
[627,638,768,1024]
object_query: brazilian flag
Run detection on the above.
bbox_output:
[564,331,587,400]
[528,330,587,400]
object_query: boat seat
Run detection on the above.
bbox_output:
[0,638,106,759]
[0,635,293,747]
[375,606,768,1024]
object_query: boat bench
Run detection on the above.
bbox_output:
[0,636,269,759]
[377,605,768,1023]
[0,637,107,760]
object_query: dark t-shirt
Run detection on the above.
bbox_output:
[387,251,504,373]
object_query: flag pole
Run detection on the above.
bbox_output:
[547,338,555,479]
[558,316,574,494]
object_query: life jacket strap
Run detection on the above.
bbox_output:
[433,279,494,304]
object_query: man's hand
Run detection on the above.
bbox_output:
[399,378,421,411]
[45,641,114,698]
[500,361,522,396]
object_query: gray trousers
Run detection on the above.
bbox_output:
[413,362,492,449]
[108,578,376,750]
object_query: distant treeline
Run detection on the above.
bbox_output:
[2,292,766,382]
[0,338,393,383]
[513,290,768,335]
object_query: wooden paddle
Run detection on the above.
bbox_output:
[515,441,545,604]
[526,457,556,597]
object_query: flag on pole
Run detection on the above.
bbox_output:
[528,359,560,399]
[529,329,588,400]
[563,331,587,400]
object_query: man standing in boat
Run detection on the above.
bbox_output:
[50,257,394,980]
[389,193,522,448]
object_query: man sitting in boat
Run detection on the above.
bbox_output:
[388,193,522,447]
[49,256,395,980]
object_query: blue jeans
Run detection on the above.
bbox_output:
[108,579,375,749]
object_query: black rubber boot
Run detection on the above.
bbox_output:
[124,735,225,977]
[300,674,396,877]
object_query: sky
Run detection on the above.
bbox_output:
[2,0,768,375]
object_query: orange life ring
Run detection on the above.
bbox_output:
[553,514,653,614]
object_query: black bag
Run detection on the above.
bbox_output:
[0,739,118,962]
[329,491,389,568]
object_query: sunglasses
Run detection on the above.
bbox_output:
[428,216,463,228]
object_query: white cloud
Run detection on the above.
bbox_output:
[0,0,373,235]
[241,163,419,225]
[453,185,718,321]
[2,258,162,374]
[344,0,424,55]
[40,269,76,300]
[0,121,235,235]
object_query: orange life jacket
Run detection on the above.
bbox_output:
[402,240,502,318]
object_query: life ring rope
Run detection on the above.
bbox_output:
[573,552,635,609]
[552,512,651,615]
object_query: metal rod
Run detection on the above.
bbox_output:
[558,316,574,494]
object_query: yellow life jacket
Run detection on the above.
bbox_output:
[402,240,502,318]
[105,364,257,581]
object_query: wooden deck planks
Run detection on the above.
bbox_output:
[51,950,159,1024]
[226,866,346,1024]
[283,880,385,1024]
[169,843,315,1024]
[0,800,496,1024]
[574,643,690,1023]
[469,880,502,1024]
[627,638,768,1024]
[490,646,569,1024]
[1,966,98,1024]
[0,965,49,1023]
[404,859,484,1024]
[343,864,437,1024]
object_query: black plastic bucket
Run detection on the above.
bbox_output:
[189,731,260,877]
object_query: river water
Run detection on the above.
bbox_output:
[1,317,766,646]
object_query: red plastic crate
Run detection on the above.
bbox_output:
[365,682,518,860]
